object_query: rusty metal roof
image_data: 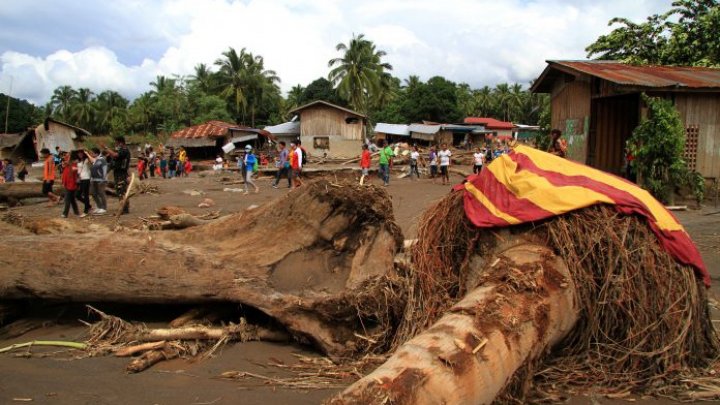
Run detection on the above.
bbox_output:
[463,117,514,130]
[289,100,366,118]
[170,121,236,139]
[532,60,720,93]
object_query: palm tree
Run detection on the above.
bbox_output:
[70,88,95,130]
[286,84,305,111]
[94,90,128,134]
[244,53,280,127]
[189,63,215,94]
[507,83,526,122]
[472,86,493,117]
[150,75,177,95]
[403,75,422,92]
[215,47,253,122]
[493,83,512,121]
[328,33,393,114]
[50,85,77,120]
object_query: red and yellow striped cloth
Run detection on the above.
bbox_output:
[455,144,710,286]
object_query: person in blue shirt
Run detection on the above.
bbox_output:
[2,159,14,182]
[243,145,259,194]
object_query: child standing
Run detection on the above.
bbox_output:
[61,151,81,218]
[438,143,452,185]
[428,147,438,181]
[159,154,168,178]
[184,158,192,176]
[360,144,371,185]
[409,145,420,180]
[473,147,485,174]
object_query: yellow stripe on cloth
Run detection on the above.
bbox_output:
[464,181,521,225]
[513,145,683,232]
[486,154,616,214]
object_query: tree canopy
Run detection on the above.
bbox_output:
[586,0,720,66]
[24,33,546,139]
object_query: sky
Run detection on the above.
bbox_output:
[0,0,672,106]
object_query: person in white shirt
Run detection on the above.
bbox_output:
[409,145,421,179]
[77,150,93,216]
[473,147,485,174]
[438,143,452,185]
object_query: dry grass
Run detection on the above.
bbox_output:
[398,191,720,401]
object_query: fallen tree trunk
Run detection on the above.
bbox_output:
[327,243,578,405]
[0,182,54,202]
[0,180,404,358]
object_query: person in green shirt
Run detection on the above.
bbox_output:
[378,140,394,186]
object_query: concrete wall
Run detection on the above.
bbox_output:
[301,134,362,159]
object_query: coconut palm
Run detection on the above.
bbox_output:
[493,83,512,121]
[472,86,493,117]
[215,47,253,122]
[189,63,215,94]
[70,88,95,130]
[328,33,393,114]
[50,85,77,120]
[286,84,305,111]
[94,90,128,134]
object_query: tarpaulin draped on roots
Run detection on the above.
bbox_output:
[399,190,719,399]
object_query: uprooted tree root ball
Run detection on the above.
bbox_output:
[402,190,719,401]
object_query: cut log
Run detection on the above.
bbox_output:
[127,346,179,373]
[0,182,54,202]
[135,324,289,343]
[114,341,167,357]
[327,243,578,405]
[0,180,403,358]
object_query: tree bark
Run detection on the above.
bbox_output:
[0,181,403,358]
[327,243,578,405]
[0,182,55,202]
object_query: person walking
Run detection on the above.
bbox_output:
[378,140,394,186]
[103,136,131,214]
[243,145,259,194]
[473,146,485,174]
[428,147,438,182]
[61,151,81,218]
[147,147,156,178]
[272,141,292,189]
[409,145,421,180]
[40,148,60,205]
[77,150,92,215]
[290,142,304,189]
[86,148,108,215]
[438,143,452,185]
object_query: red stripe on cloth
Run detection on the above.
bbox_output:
[511,153,710,287]
[460,187,513,227]
[465,170,555,225]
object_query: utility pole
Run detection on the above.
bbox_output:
[4,76,13,134]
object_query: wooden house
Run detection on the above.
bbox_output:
[33,118,90,157]
[167,120,271,158]
[289,100,366,158]
[532,61,720,179]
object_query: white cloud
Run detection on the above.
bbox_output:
[0,0,672,104]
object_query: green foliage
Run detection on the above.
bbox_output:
[399,76,462,123]
[0,93,40,133]
[328,33,393,114]
[298,78,345,107]
[587,0,720,66]
[628,94,688,202]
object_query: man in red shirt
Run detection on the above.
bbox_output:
[360,144,371,185]
[61,151,81,218]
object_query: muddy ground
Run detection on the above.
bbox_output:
[1,165,719,404]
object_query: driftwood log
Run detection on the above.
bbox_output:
[328,243,577,404]
[0,182,54,202]
[0,180,403,358]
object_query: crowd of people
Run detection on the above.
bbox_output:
[38,136,129,216]
[3,130,571,219]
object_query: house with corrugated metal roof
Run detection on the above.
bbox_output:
[288,100,366,158]
[167,120,271,158]
[532,60,720,179]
